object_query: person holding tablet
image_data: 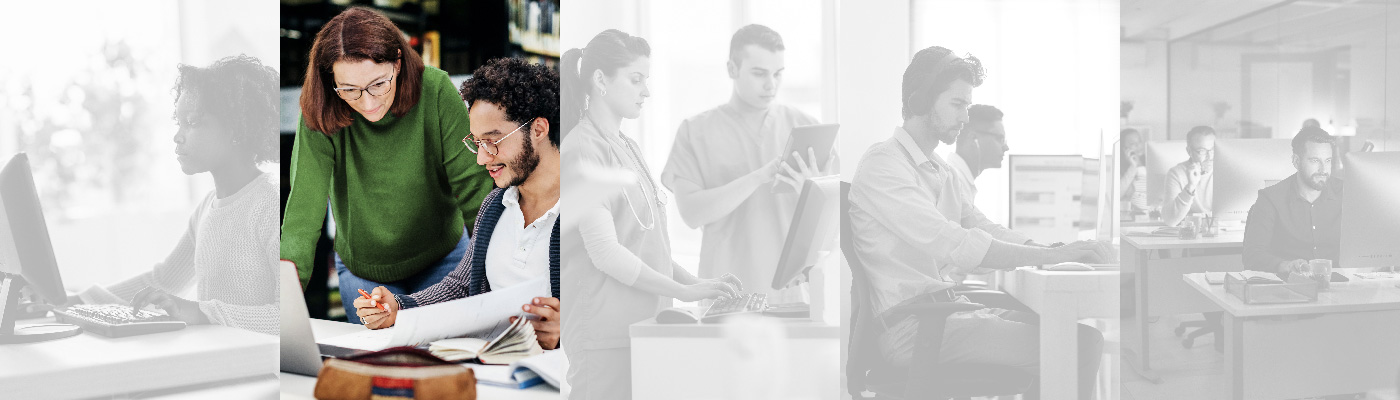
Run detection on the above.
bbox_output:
[660,24,836,296]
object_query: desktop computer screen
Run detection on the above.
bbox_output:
[771,176,839,290]
[0,153,67,305]
[1212,139,1295,223]
[1144,140,1186,209]
[1340,151,1400,269]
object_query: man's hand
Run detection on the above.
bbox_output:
[1186,162,1203,193]
[513,297,561,350]
[1279,259,1310,276]
[132,287,209,325]
[776,148,833,191]
[1055,240,1116,264]
[354,286,399,330]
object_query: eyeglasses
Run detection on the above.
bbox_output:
[463,120,531,156]
[333,68,396,101]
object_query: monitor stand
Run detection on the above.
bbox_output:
[0,273,80,344]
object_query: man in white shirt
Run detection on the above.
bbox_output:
[848,46,1111,399]
[354,58,562,350]
[1161,126,1216,226]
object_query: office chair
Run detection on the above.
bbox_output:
[1174,312,1223,351]
[842,182,1034,400]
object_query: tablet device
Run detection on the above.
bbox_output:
[774,123,839,193]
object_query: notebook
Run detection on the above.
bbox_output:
[467,350,568,390]
[428,314,543,365]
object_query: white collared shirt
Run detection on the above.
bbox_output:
[485,186,560,290]
[849,127,1021,318]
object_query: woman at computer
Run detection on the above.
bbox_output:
[70,55,281,335]
[559,29,743,400]
[279,7,494,323]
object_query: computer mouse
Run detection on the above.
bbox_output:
[1047,262,1095,271]
[655,307,700,324]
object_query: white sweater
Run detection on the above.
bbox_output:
[80,172,281,335]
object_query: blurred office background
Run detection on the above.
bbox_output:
[1122,0,1398,150]
[0,0,278,295]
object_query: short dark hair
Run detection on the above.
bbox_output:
[460,58,560,147]
[967,104,1003,127]
[173,54,279,163]
[902,46,985,120]
[1292,126,1335,156]
[1185,126,1216,142]
[300,7,427,136]
[729,24,785,64]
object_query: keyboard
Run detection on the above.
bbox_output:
[699,293,769,323]
[53,304,187,338]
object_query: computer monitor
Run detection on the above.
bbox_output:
[0,153,81,343]
[1211,139,1295,223]
[771,175,839,290]
[1144,140,1186,209]
[1340,151,1400,269]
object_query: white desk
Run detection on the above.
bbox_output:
[1000,267,1119,400]
[1185,269,1400,399]
[1120,226,1245,380]
[630,315,839,400]
[279,318,561,399]
[0,316,277,399]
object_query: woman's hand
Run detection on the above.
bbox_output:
[354,286,399,330]
[131,287,209,325]
[512,297,561,350]
[676,279,742,302]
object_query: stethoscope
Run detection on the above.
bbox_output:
[585,114,667,231]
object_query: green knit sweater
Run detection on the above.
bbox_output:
[281,66,493,288]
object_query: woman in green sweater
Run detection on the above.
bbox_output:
[281,7,493,323]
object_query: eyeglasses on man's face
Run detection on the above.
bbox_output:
[463,120,532,156]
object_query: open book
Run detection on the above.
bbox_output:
[428,313,543,365]
[465,350,568,390]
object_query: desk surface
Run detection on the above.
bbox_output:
[1121,226,1245,250]
[630,314,838,339]
[1184,269,1400,317]
[279,318,561,399]
[0,316,277,399]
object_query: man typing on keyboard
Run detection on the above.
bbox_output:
[847,46,1113,399]
[352,58,565,349]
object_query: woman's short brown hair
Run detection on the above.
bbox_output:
[299,7,425,135]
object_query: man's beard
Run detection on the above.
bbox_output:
[507,137,540,188]
[1302,171,1329,191]
[930,112,961,145]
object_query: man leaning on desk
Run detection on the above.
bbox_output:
[354,58,563,350]
[1242,126,1343,277]
[847,45,1115,399]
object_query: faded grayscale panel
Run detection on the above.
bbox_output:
[1122,0,1400,399]
[0,0,280,398]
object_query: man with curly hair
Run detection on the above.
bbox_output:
[353,57,562,350]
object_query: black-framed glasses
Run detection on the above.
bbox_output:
[463,120,531,156]
[334,68,396,101]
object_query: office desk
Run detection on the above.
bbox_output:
[630,316,839,400]
[1121,226,1245,379]
[0,316,277,399]
[279,318,561,399]
[1185,269,1400,399]
[1000,267,1118,400]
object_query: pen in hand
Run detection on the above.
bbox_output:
[359,288,387,311]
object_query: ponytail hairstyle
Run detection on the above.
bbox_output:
[561,29,651,135]
[299,6,427,136]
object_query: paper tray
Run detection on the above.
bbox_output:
[1224,273,1318,304]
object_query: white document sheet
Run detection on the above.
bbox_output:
[390,276,550,348]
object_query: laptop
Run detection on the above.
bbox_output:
[279,260,366,376]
